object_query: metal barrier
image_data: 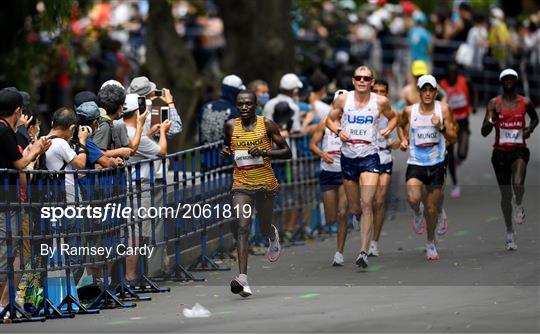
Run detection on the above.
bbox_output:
[0,134,321,323]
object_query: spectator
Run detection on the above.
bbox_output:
[302,72,331,132]
[127,76,182,140]
[0,89,50,310]
[95,83,133,159]
[199,74,245,144]
[446,2,473,43]
[122,93,171,282]
[247,80,270,116]
[408,11,432,65]
[488,8,511,70]
[263,73,303,133]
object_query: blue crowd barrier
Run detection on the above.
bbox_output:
[0,134,322,324]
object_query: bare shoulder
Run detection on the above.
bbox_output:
[335,92,348,108]
[376,94,391,109]
[264,117,280,132]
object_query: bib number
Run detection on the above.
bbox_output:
[499,128,523,144]
[347,125,373,144]
[234,150,264,169]
[415,127,440,147]
[448,92,467,110]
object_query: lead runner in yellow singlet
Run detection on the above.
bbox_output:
[222,90,291,297]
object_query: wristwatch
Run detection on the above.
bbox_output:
[336,128,342,136]
[439,125,446,133]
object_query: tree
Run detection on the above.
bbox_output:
[216,0,295,93]
[139,0,200,148]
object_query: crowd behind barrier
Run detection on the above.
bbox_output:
[0,134,319,323]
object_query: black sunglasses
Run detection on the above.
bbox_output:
[353,75,373,82]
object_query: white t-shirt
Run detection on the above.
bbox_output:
[263,94,301,131]
[314,100,331,119]
[44,137,77,201]
[125,125,164,181]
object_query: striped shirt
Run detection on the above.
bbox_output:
[231,116,278,191]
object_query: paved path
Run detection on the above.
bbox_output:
[6,111,540,333]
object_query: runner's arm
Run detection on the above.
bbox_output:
[524,98,538,139]
[325,94,345,135]
[441,103,458,145]
[481,98,497,137]
[260,119,292,159]
[398,106,410,150]
[221,119,234,159]
[379,96,397,137]
[309,119,326,158]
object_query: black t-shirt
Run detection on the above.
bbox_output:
[0,119,22,206]
[16,125,31,150]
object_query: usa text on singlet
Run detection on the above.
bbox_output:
[341,91,380,158]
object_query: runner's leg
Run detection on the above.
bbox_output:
[373,173,391,242]
[359,172,379,252]
[232,193,255,274]
[336,185,348,254]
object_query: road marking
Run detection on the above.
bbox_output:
[364,264,384,272]
[300,293,320,299]
[454,230,468,236]
[484,216,499,223]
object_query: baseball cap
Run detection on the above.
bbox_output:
[280,73,303,90]
[0,88,23,113]
[499,68,518,81]
[413,10,427,24]
[273,101,294,124]
[417,75,438,89]
[101,79,125,91]
[222,75,246,90]
[411,60,429,76]
[127,76,157,96]
[76,101,100,122]
[333,89,348,101]
[123,94,139,113]
[74,91,97,108]
[4,87,30,107]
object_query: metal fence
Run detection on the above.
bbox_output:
[0,135,320,323]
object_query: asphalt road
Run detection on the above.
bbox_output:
[5,110,540,333]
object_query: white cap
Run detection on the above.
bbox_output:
[333,89,348,101]
[101,79,125,90]
[417,75,437,89]
[123,93,139,113]
[491,7,504,20]
[279,73,303,90]
[499,68,518,81]
[222,75,245,90]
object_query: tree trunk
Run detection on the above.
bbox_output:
[146,0,200,149]
[216,0,295,93]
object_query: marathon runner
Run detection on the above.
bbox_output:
[326,66,397,268]
[310,89,348,266]
[481,69,538,251]
[440,63,474,199]
[398,75,458,260]
[369,80,400,257]
[222,90,292,297]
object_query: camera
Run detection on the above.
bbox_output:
[154,89,163,97]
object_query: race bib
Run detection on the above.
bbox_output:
[414,127,440,147]
[499,128,523,144]
[234,150,264,169]
[448,92,467,110]
[347,125,374,144]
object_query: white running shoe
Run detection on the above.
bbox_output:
[413,203,426,235]
[333,251,344,266]
[368,241,379,257]
[425,242,440,260]
[266,224,282,263]
[230,275,252,297]
[505,232,518,251]
[450,185,461,199]
[436,208,448,236]
[512,199,525,225]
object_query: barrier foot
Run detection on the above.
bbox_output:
[38,298,74,319]
[115,283,151,302]
[0,302,46,323]
[211,245,236,261]
[58,294,99,315]
[165,264,205,282]
[189,255,230,271]
[132,275,171,293]
[90,288,136,309]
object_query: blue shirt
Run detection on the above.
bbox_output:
[408,27,432,63]
[85,138,104,169]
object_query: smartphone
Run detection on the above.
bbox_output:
[154,90,163,97]
[160,107,169,123]
[138,97,146,113]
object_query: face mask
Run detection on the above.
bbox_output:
[257,93,270,106]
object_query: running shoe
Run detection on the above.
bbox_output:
[266,224,282,263]
[450,185,461,199]
[513,199,525,225]
[436,208,448,236]
[355,251,369,268]
[333,251,344,266]
[505,232,518,251]
[368,241,379,257]
[413,203,426,235]
[425,242,440,260]
[230,275,252,297]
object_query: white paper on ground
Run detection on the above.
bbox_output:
[182,303,212,318]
